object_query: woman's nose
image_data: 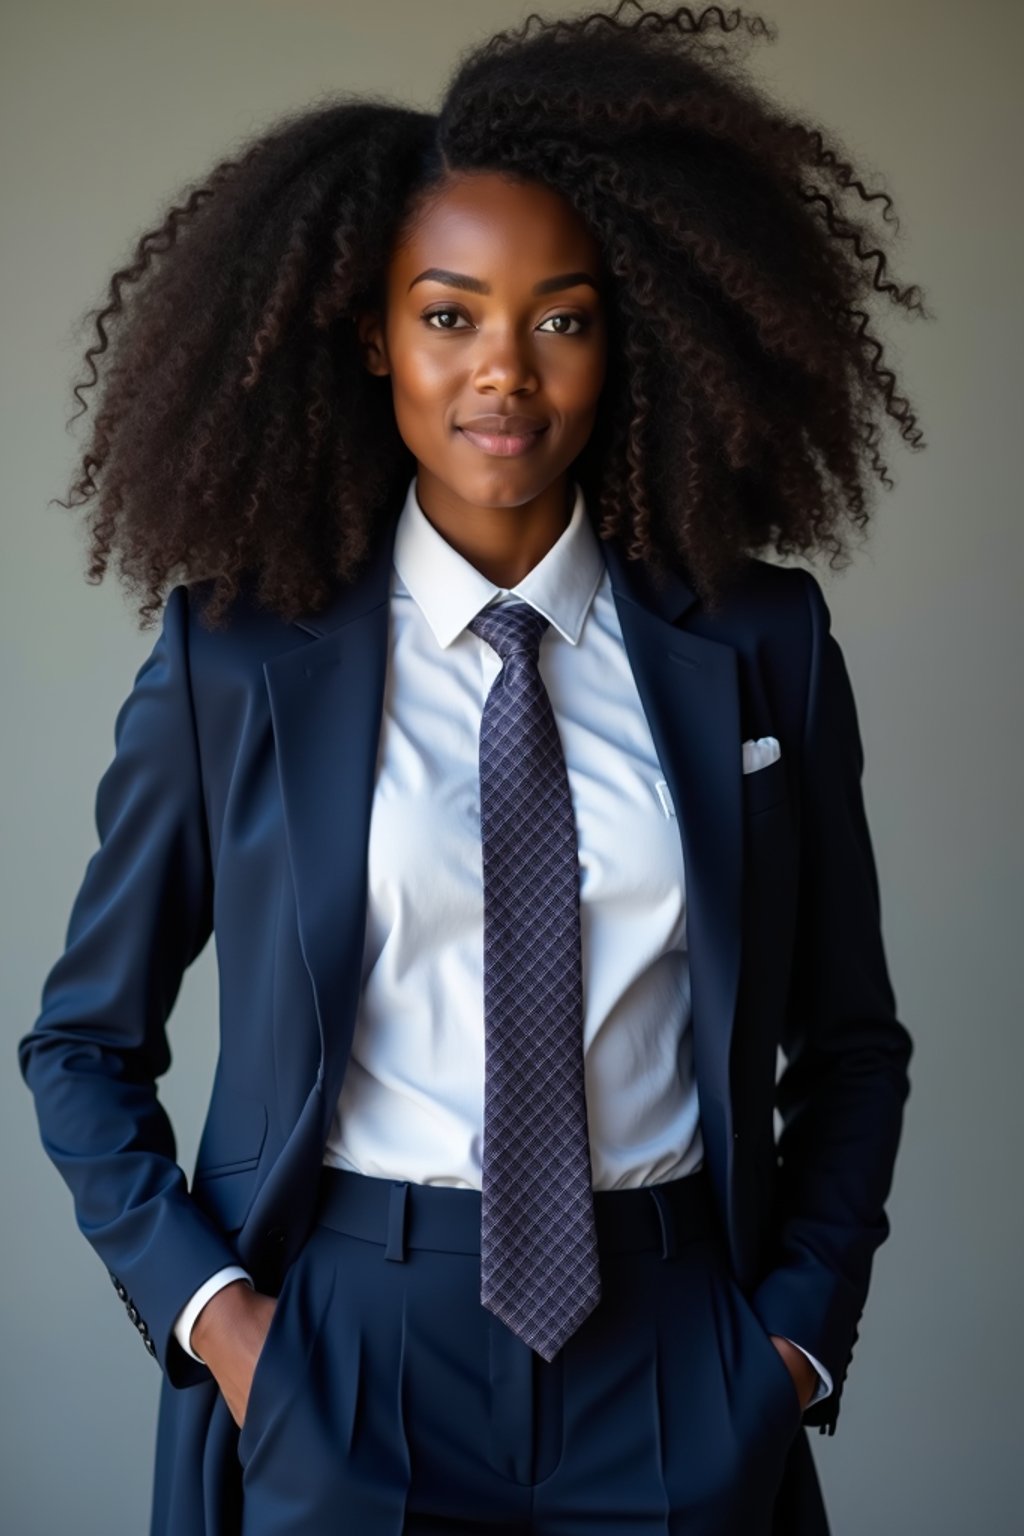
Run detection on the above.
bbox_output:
[472,332,539,392]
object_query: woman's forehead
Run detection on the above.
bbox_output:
[390,174,601,274]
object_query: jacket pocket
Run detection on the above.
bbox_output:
[190,1095,268,1233]
[742,754,790,816]
[193,1095,268,1178]
[191,1163,262,1235]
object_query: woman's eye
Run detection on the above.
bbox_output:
[422,308,588,335]
[423,308,470,331]
[539,313,587,335]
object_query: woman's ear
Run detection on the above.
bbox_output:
[355,309,390,377]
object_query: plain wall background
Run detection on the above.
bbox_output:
[3,2,1019,1531]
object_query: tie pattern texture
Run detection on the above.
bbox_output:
[467,600,601,1361]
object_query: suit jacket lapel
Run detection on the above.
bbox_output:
[262,520,397,1122]
[262,516,743,1174]
[602,539,743,1218]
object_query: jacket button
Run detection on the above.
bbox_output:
[265,1226,286,1247]
[127,1304,139,1325]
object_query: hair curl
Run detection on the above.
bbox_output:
[55,0,931,630]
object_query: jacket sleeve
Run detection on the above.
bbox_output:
[750,568,913,1434]
[17,583,243,1388]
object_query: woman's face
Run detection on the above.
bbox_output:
[358,170,608,517]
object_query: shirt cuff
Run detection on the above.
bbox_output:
[781,1336,833,1405]
[172,1266,253,1363]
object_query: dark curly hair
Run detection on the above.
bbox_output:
[56,0,930,630]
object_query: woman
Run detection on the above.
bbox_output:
[18,4,921,1533]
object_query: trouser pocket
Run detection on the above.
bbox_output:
[236,1231,336,1472]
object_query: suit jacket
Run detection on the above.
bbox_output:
[18,512,912,1532]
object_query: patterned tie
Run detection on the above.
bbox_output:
[467,599,601,1362]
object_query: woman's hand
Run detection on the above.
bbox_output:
[768,1334,818,1411]
[190,1280,278,1429]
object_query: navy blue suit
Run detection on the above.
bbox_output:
[19,514,911,1534]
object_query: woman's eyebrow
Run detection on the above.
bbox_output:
[408,267,599,296]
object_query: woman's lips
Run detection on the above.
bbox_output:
[457,425,548,457]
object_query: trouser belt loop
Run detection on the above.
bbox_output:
[647,1185,678,1260]
[385,1180,409,1262]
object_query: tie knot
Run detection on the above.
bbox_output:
[467,601,550,663]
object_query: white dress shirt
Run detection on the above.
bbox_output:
[174,473,831,1406]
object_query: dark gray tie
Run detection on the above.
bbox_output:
[467,599,601,1362]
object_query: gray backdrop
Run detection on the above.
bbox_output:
[3,1,1019,1532]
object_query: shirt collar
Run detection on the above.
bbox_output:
[391,473,606,650]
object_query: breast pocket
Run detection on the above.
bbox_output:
[742,755,789,817]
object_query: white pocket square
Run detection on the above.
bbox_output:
[742,736,781,774]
